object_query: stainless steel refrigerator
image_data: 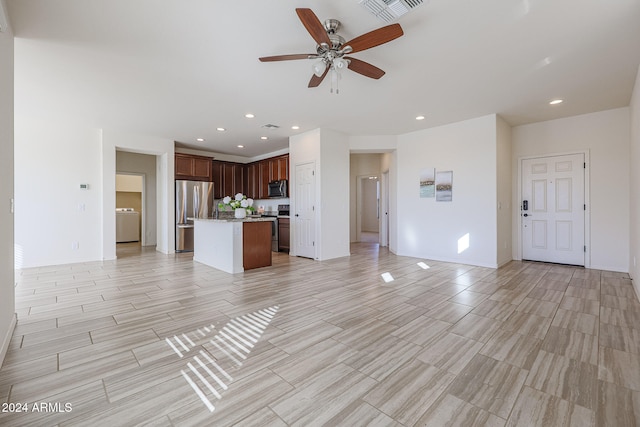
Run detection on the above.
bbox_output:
[175,180,215,252]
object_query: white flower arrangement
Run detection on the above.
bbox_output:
[218,193,255,213]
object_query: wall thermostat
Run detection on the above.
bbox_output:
[80,184,89,190]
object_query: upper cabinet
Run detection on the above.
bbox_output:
[275,155,289,181]
[244,163,259,199]
[212,160,244,199]
[211,160,223,198]
[177,153,288,199]
[175,153,212,182]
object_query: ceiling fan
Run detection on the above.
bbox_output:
[259,8,404,93]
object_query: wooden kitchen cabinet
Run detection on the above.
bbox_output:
[223,163,234,197]
[234,164,244,196]
[243,221,272,270]
[213,161,244,198]
[259,161,270,199]
[211,160,223,198]
[211,154,289,200]
[175,153,212,181]
[276,155,289,181]
[244,163,259,199]
[278,217,290,252]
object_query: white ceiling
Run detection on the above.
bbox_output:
[6,0,640,158]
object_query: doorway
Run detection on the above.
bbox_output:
[520,153,587,266]
[356,175,380,243]
[116,173,145,248]
[114,150,159,259]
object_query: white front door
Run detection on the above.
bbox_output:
[294,162,316,259]
[522,153,585,266]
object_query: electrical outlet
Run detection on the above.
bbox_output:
[71,241,79,250]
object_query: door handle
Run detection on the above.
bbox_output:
[295,214,299,217]
[523,213,532,217]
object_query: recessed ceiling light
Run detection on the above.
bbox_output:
[260,136,268,140]
[196,138,205,142]
[237,145,244,148]
[245,113,255,118]
[216,127,225,132]
[549,99,563,105]
[416,115,425,120]
[291,125,300,130]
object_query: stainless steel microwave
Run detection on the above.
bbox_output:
[268,180,287,198]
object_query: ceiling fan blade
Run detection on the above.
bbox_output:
[345,57,386,79]
[296,8,331,47]
[308,68,329,88]
[343,23,403,53]
[259,54,314,62]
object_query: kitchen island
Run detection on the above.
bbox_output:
[192,217,275,274]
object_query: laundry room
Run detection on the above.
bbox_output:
[115,174,142,244]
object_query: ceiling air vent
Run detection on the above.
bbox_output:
[261,124,280,129]
[358,0,426,23]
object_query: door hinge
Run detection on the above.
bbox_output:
[312,241,315,246]
[583,162,586,168]
[584,245,586,252]
[584,204,586,210]
[312,205,315,211]
[312,170,315,176]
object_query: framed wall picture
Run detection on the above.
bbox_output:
[436,170,453,202]
[420,168,435,198]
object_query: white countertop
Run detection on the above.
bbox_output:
[189,217,276,223]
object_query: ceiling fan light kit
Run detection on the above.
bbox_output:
[259,8,404,93]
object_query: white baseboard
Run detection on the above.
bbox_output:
[0,313,17,369]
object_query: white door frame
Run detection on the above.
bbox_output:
[516,150,590,267]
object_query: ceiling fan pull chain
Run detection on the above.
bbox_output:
[331,67,340,94]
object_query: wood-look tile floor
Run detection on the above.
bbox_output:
[2,243,639,426]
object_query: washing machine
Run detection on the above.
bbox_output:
[116,208,140,242]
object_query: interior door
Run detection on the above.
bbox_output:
[294,162,316,259]
[521,153,585,265]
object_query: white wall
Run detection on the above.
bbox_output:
[319,129,351,260]
[349,135,397,152]
[0,0,15,366]
[496,116,512,266]
[396,115,499,267]
[629,66,640,296]
[512,108,630,272]
[289,129,320,260]
[102,130,174,260]
[14,119,103,268]
[361,179,379,232]
[116,151,158,246]
[289,128,350,261]
[116,173,143,192]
